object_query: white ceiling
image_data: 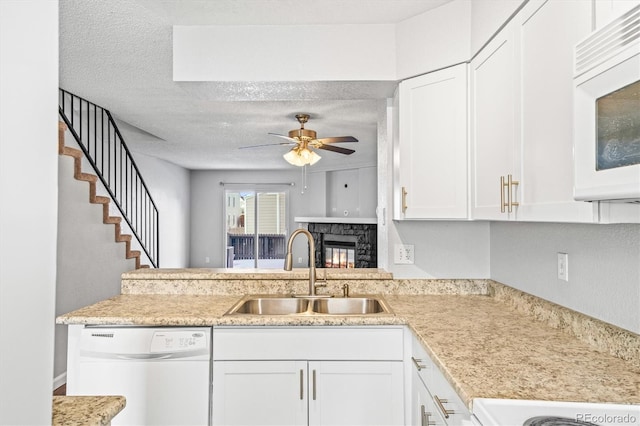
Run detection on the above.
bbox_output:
[59,0,451,170]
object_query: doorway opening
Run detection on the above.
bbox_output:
[225,189,288,268]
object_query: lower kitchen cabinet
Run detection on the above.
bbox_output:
[212,360,404,426]
[211,360,307,426]
[211,326,405,426]
[409,332,471,425]
[412,365,446,426]
[310,361,404,426]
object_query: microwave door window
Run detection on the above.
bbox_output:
[596,79,640,170]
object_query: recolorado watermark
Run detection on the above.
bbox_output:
[576,412,638,424]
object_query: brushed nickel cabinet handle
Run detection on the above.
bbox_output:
[411,356,427,371]
[402,186,408,214]
[312,369,317,401]
[508,174,519,213]
[421,405,435,426]
[433,395,454,418]
[500,175,506,213]
[299,369,304,400]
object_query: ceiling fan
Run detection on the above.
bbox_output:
[240,114,358,166]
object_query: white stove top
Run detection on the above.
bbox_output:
[472,399,640,426]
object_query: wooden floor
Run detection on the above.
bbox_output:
[53,384,66,396]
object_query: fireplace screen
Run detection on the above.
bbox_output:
[325,244,355,268]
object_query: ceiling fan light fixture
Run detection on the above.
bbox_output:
[283,146,321,167]
[307,149,321,165]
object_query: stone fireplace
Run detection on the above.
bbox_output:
[307,222,377,268]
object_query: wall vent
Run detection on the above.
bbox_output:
[575,4,640,77]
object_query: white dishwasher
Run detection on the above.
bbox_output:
[66,325,211,426]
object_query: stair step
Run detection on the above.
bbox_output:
[93,195,110,205]
[77,172,97,183]
[104,216,122,224]
[59,120,148,270]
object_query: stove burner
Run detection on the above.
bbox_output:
[523,416,600,426]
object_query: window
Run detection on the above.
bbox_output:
[225,189,288,268]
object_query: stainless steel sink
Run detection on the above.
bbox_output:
[313,297,389,314]
[224,295,393,316]
[228,297,310,315]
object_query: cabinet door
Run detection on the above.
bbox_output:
[398,64,469,219]
[470,21,520,220]
[308,361,404,426]
[211,360,308,426]
[517,0,595,222]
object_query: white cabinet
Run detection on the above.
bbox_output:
[212,360,307,426]
[470,0,595,222]
[212,360,404,426]
[409,332,470,426]
[396,63,469,220]
[470,20,520,221]
[211,327,405,426]
[517,0,594,222]
[309,361,404,426]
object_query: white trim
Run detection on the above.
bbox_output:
[295,216,377,224]
[53,372,66,391]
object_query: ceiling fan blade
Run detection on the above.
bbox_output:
[315,136,358,144]
[268,132,299,143]
[238,142,294,149]
[317,144,355,155]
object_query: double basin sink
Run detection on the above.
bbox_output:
[225,295,393,316]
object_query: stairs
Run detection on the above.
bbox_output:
[58,121,149,269]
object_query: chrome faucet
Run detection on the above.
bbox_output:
[284,229,324,296]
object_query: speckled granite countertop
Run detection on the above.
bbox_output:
[120,267,393,281]
[57,291,640,408]
[52,395,125,426]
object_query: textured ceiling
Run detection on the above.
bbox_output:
[59,0,451,170]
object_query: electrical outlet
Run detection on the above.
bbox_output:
[394,244,415,264]
[298,257,303,264]
[205,256,210,264]
[557,252,568,282]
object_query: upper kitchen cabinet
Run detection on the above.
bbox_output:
[517,0,594,222]
[395,63,469,220]
[470,20,520,221]
[471,0,595,222]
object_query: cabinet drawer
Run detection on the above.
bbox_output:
[213,326,404,360]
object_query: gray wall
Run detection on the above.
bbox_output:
[491,222,640,334]
[54,154,136,379]
[0,2,59,423]
[133,152,191,267]
[389,221,491,279]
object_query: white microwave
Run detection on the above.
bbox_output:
[573,4,640,202]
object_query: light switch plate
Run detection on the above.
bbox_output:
[394,244,415,264]
[557,252,569,282]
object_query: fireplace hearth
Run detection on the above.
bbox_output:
[308,222,376,269]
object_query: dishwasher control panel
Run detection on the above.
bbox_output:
[150,330,208,353]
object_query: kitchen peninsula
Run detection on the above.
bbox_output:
[57,268,639,414]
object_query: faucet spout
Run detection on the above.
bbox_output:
[284,228,317,296]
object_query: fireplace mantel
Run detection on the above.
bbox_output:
[294,216,377,224]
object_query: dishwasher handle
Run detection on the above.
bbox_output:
[79,350,204,361]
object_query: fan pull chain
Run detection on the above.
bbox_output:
[301,165,307,194]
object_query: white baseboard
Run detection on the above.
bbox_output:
[53,372,66,390]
